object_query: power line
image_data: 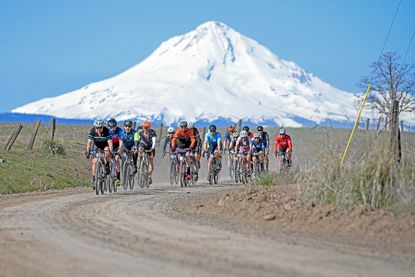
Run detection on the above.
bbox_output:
[403,29,415,64]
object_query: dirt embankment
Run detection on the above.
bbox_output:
[180,184,415,262]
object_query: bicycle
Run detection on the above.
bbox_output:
[92,149,116,195]
[137,149,152,188]
[278,151,292,173]
[176,148,191,187]
[233,152,241,183]
[228,149,236,179]
[169,153,179,185]
[252,152,263,180]
[207,152,221,185]
[121,149,136,190]
[239,153,250,184]
[189,151,197,185]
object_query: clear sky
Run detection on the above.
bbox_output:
[1,0,414,112]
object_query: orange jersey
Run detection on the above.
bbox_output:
[172,128,196,149]
[274,135,292,153]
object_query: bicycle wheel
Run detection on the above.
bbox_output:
[213,171,218,184]
[190,159,196,185]
[122,161,129,190]
[139,159,146,188]
[234,159,239,183]
[107,175,113,193]
[169,161,175,185]
[179,161,186,187]
[95,160,103,195]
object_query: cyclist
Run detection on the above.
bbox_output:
[274,127,293,169]
[108,118,123,185]
[118,120,139,174]
[162,127,175,158]
[203,124,222,180]
[84,118,114,189]
[222,125,235,151]
[227,131,239,177]
[257,126,270,170]
[135,120,157,185]
[172,121,196,180]
[188,122,201,181]
[242,126,254,139]
[251,132,266,171]
[235,130,252,174]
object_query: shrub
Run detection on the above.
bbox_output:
[41,139,65,155]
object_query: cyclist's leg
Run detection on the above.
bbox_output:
[148,150,154,177]
[246,153,252,169]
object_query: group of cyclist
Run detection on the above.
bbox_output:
[85,117,293,188]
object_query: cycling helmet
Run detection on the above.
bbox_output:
[254,133,261,138]
[232,131,239,138]
[257,126,264,132]
[179,120,188,128]
[209,124,217,132]
[94,118,105,127]
[124,120,133,127]
[108,118,117,128]
[167,127,174,134]
[228,125,235,132]
[188,121,194,129]
[142,120,151,128]
[279,127,286,135]
[240,130,248,138]
[242,126,250,132]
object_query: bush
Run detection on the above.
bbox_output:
[299,135,415,209]
[41,139,65,155]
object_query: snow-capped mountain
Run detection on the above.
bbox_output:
[13,21,359,127]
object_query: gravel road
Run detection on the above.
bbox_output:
[1,180,414,277]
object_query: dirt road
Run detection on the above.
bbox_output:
[0,182,414,277]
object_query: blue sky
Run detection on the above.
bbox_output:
[1,0,414,112]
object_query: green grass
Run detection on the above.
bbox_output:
[0,123,90,194]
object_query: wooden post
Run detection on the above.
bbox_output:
[376,116,382,131]
[133,121,137,130]
[50,118,56,141]
[390,100,400,163]
[28,120,41,150]
[237,119,242,132]
[4,124,23,151]
[365,118,370,131]
[157,123,164,143]
[202,126,207,139]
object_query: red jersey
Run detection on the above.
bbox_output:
[274,135,292,153]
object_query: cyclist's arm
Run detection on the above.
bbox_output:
[86,139,92,153]
[151,136,157,150]
[108,139,114,153]
[162,137,168,156]
[118,138,124,151]
[287,137,293,152]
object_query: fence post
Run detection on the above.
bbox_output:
[390,100,401,163]
[50,118,56,141]
[237,119,242,132]
[365,118,370,131]
[376,116,382,131]
[202,126,207,139]
[5,124,23,151]
[28,120,41,150]
[157,123,164,143]
[133,121,137,130]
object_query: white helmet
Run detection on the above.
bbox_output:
[94,118,105,127]
[279,127,286,135]
[240,130,248,138]
[167,127,174,133]
[188,121,194,129]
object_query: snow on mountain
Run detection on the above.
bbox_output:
[13,21,359,127]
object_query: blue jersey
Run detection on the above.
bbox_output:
[251,138,266,152]
[119,129,136,149]
[205,131,222,150]
[109,127,123,146]
[224,131,231,141]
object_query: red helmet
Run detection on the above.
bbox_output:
[228,125,235,132]
[142,120,151,128]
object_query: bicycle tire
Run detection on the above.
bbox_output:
[122,161,129,190]
[95,160,102,195]
[169,161,175,185]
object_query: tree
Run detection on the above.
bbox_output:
[359,52,415,118]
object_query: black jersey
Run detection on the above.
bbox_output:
[88,127,111,150]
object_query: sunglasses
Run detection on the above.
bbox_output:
[95,126,103,129]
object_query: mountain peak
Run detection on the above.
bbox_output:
[12,21,361,127]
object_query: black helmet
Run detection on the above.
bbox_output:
[242,126,249,132]
[179,120,188,128]
[108,118,117,128]
[257,125,264,131]
[124,120,133,127]
[209,125,217,132]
